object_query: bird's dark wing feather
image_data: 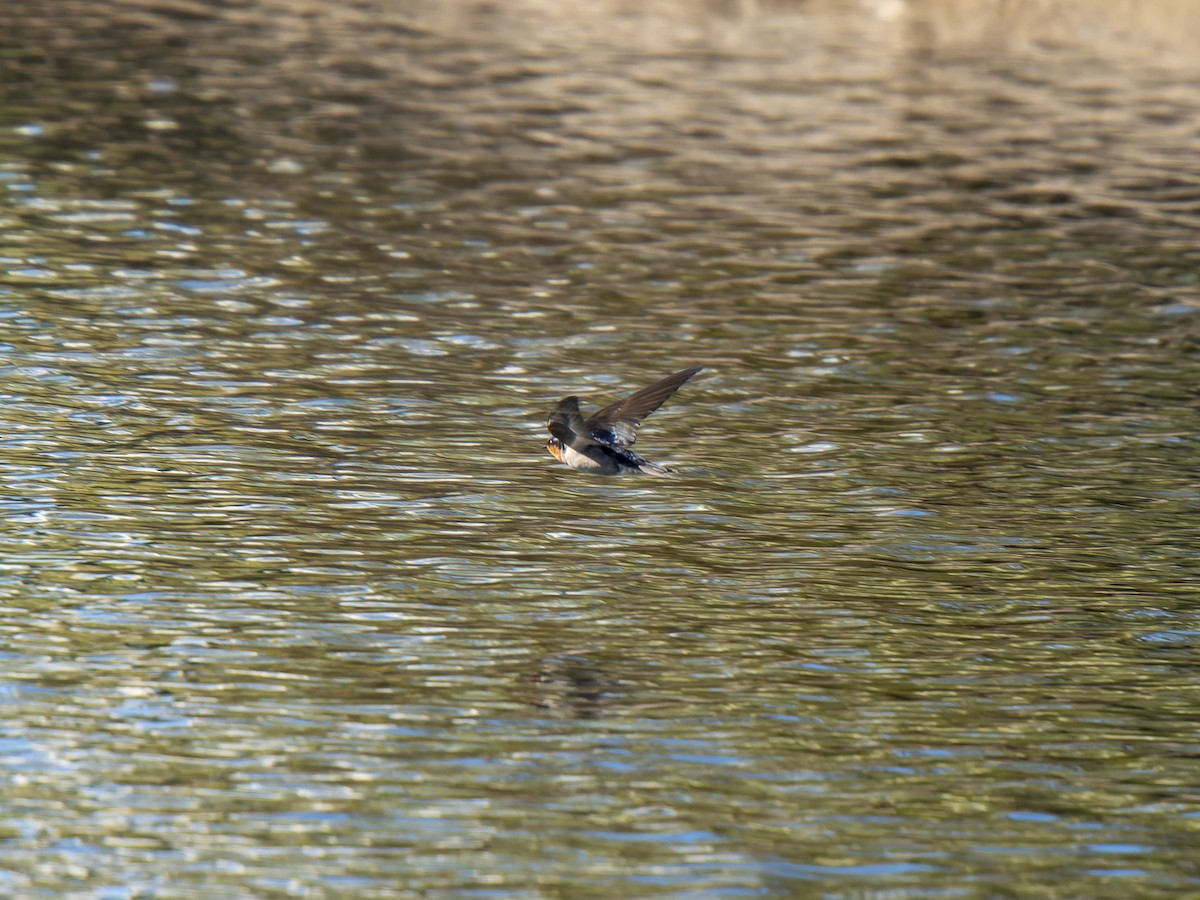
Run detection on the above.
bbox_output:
[586,365,702,447]
[547,396,597,449]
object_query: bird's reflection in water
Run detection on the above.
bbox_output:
[522,655,619,719]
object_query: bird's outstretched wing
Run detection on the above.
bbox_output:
[585,365,702,447]
[547,396,597,450]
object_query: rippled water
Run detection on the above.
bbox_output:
[2,0,1199,896]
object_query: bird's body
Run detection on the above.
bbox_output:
[544,366,702,475]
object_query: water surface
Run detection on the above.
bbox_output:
[1,0,1199,896]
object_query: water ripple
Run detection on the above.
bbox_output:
[2,0,1200,896]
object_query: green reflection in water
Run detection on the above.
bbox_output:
[1,0,1199,897]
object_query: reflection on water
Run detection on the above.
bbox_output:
[2,0,1199,895]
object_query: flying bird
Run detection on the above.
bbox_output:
[544,366,703,475]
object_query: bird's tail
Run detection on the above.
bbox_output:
[639,460,674,476]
